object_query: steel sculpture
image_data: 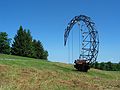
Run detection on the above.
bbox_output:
[64,15,99,72]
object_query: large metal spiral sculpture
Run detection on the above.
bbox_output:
[64,15,99,71]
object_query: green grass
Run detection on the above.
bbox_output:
[0,54,120,90]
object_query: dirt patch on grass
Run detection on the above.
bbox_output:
[0,65,12,88]
[0,65,9,72]
[14,68,55,90]
[58,79,100,90]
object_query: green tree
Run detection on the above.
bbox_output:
[11,26,24,55]
[32,39,48,60]
[42,50,48,60]
[116,62,120,71]
[99,62,105,70]
[105,61,113,71]
[11,26,48,60]
[11,26,33,57]
[94,61,99,69]
[0,32,11,54]
[32,39,39,58]
[22,29,33,57]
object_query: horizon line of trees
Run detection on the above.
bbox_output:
[91,61,120,71]
[0,26,48,60]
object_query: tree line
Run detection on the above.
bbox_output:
[0,26,48,60]
[91,61,120,71]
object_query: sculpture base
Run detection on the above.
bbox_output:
[74,59,90,72]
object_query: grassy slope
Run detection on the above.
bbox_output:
[0,54,120,90]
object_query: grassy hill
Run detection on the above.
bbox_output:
[0,54,120,90]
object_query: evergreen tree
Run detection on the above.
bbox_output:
[32,39,38,58]
[11,26,48,60]
[11,26,24,55]
[32,40,43,59]
[22,29,33,57]
[0,32,11,54]
[32,39,48,59]
[42,50,48,60]
[11,26,33,57]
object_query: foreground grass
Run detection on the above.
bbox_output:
[0,54,120,90]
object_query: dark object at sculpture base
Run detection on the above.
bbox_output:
[74,59,90,72]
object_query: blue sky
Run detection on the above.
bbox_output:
[0,0,120,63]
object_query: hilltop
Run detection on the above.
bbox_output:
[0,54,120,90]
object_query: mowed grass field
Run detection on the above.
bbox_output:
[0,54,120,90]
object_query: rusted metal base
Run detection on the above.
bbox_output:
[74,59,90,72]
